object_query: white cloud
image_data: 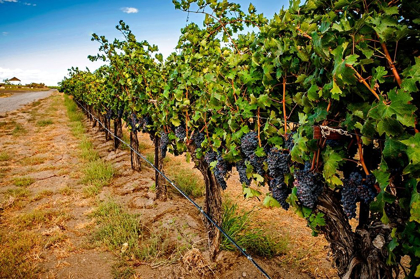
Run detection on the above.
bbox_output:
[2,32,8,36]
[121,7,138,14]
[0,1,36,5]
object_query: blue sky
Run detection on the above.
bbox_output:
[0,0,289,85]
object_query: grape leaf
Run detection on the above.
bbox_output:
[401,133,420,164]
[263,194,281,208]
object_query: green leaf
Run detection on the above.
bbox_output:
[377,118,403,136]
[243,187,261,198]
[401,133,420,164]
[263,194,280,208]
[253,173,264,182]
[415,264,420,277]
[331,80,342,95]
[372,167,390,190]
[322,147,344,186]
[345,54,359,65]
[307,84,319,101]
[170,117,181,127]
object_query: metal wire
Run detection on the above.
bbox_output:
[75,100,272,279]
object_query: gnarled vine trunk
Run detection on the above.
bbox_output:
[317,189,397,278]
[154,137,167,201]
[130,131,141,171]
[187,144,222,260]
[104,117,111,141]
[114,117,122,149]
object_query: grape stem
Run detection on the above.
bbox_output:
[283,75,287,136]
[378,35,402,87]
[355,131,370,175]
[346,64,380,101]
[257,108,262,147]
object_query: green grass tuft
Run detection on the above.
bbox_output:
[0,152,10,162]
[91,200,183,263]
[165,161,204,198]
[12,123,27,136]
[6,188,30,198]
[91,200,143,253]
[13,177,35,187]
[36,119,54,127]
[221,201,289,258]
[82,159,114,187]
[80,138,99,162]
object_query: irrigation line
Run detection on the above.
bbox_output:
[75,100,272,279]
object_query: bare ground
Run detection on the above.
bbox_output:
[0,93,338,279]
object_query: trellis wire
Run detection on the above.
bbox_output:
[75,99,272,279]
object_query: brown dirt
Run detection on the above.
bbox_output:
[0,93,338,278]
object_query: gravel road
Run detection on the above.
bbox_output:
[0,90,54,114]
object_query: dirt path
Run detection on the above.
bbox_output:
[0,93,337,278]
[0,90,54,114]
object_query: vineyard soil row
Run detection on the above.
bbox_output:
[0,93,337,277]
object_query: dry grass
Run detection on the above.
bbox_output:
[15,208,68,229]
[0,230,43,278]
[20,155,47,166]
[32,190,54,201]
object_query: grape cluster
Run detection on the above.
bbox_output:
[325,140,341,148]
[141,116,152,132]
[267,147,289,177]
[240,132,266,176]
[358,174,377,203]
[106,109,114,120]
[294,163,324,209]
[117,107,124,118]
[175,125,186,141]
[204,151,217,165]
[341,172,362,218]
[128,112,141,132]
[248,153,265,177]
[285,132,295,151]
[214,153,228,190]
[240,132,258,156]
[192,132,205,148]
[341,172,377,219]
[160,132,169,158]
[270,177,290,210]
[236,160,250,186]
